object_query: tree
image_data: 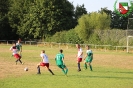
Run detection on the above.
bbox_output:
[74,4,87,26]
[75,12,111,41]
[75,4,87,19]
[0,0,16,40]
[18,0,46,39]
[65,29,83,44]
[127,5,133,30]
[99,7,112,15]
[110,11,128,29]
[8,0,33,39]
[99,7,129,30]
[75,14,90,41]
[8,0,75,39]
[42,0,75,33]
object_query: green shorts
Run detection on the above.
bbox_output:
[85,57,93,63]
[57,64,66,69]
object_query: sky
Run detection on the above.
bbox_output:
[68,0,133,12]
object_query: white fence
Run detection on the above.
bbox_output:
[0,40,133,53]
[0,40,37,45]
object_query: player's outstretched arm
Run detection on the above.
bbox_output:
[9,47,13,51]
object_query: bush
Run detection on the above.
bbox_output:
[45,29,83,44]
[65,29,83,44]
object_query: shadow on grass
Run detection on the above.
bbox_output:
[69,70,133,80]
[33,69,133,80]
[94,70,133,74]
[70,74,133,80]
[88,76,133,79]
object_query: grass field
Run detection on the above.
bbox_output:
[0,44,133,88]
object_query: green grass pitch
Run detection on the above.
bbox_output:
[0,44,133,88]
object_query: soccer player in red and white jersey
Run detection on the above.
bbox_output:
[10,42,23,65]
[37,50,54,75]
[76,44,83,71]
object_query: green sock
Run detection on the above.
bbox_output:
[62,69,66,74]
[90,65,92,71]
[84,63,87,69]
[65,69,68,74]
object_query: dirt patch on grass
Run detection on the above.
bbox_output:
[93,53,133,69]
[0,60,58,79]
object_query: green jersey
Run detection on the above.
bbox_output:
[85,49,93,63]
[86,50,93,57]
[16,43,22,51]
[55,53,64,65]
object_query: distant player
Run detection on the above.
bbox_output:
[55,49,68,76]
[37,50,54,75]
[10,42,23,65]
[84,45,93,71]
[16,39,22,56]
[76,44,83,72]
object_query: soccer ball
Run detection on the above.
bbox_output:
[24,67,28,71]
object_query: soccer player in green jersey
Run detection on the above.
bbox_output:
[84,45,93,71]
[55,49,68,76]
[16,39,22,56]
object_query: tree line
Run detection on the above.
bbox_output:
[0,0,133,43]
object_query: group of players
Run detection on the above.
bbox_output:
[10,39,93,76]
[10,39,23,65]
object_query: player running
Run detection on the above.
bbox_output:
[55,49,68,76]
[84,45,93,71]
[76,44,83,72]
[37,50,54,75]
[10,42,23,65]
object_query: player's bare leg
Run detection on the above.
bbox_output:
[46,67,54,75]
[15,59,19,65]
[18,59,22,64]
